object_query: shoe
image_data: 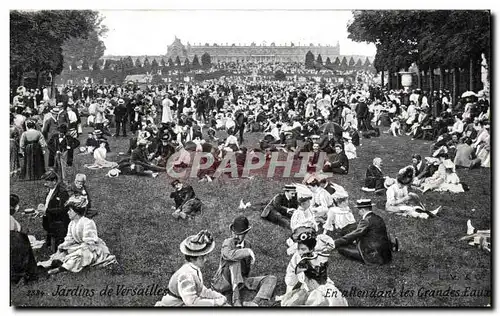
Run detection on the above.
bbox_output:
[172,211,180,219]
[243,301,259,307]
[152,173,159,178]
[393,237,400,252]
[430,206,442,216]
[361,187,375,192]
[233,299,242,307]
[467,219,475,235]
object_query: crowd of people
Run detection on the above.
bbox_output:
[10,67,490,306]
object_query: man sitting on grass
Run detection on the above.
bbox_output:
[362,157,387,194]
[170,180,204,220]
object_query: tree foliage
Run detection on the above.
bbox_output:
[10,10,102,86]
[316,54,323,65]
[192,55,201,69]
[305,51,315,69]
[201,53,211,67]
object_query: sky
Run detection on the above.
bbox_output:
[99,10,377,57]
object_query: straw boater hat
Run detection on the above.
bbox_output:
[106,168,121,178]
[355,199,376,209]
[180,230,215,257]
[51,107,60,115]
[230,215,252,235]
[283,184,296,192]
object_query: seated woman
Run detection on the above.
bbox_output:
[84,139,118,169]
[287,187,318,255]
[155,230,227,306]
[38,196,117,274]
[343,136,357,160]
[277,230,348,306]
[10,194,39,284]
[420,159,465,193]
[67,173,98,218]
[385,166,441,219]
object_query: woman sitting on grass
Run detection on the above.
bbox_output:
[38,196,117,274]
[277,230,348,306]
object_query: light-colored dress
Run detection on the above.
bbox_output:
[278,250,348,306]
[155,262,225,306]
[385,183,429,219]
[38,217,116,273]
[85,147,118,169]
[162,98,174,123]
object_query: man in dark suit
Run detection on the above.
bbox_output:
[130,139,165,173]
[114,98,128,137]
[47,124,80,168]
[323,144,349,174]
[330,199,398,265]
[260,185,298,229]
[170,179,203,219]
[38,170,70,249]
[363,157,386,192]
[318,132,336,154]
[356,97,369,131]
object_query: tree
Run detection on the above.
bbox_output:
[325,57,332,67]
[123,56,134,69]
[151,59,159,71]
[305,51,315,69]
[92,60,100,72]
[175,56,182,67]
[183,57,191,71]
[10,10,101,89]
[81,59,89,70]
[71,60,78,71]
[333,57,341,70]
[340,57,348,71]
[168,57,174,68]
[201,52,211,68]
[355,58,363,69]
[143,57,151,71]
[316,54,323,66]
[363,57,372,69]
[192,55,201,69]
[135,58,142,69]
[160,58,166,67]
[274,70,286,80]
[348,57,356,69]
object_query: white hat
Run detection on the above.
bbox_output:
[106,169,121,178]
[179,230,216,256]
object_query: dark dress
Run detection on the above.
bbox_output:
[20,129,46,180]
[10,231,38,284]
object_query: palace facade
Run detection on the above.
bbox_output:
[166,37,341,63]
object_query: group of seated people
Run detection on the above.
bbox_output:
[10,170,116,283]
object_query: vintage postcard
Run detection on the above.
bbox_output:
[9,7,491,308]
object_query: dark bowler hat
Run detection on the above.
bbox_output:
[355,199,376,209]
[230,215,252,235]
[41,169,58,182]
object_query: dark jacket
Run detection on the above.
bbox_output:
[334,212,392,265]
[42,183,70,237]
[329,152,349,173]
[365,165,384,189]
[170,185,196,208]
[261,193,298,218]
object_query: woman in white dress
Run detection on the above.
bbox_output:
[84,140,118,169]
[278,231,348,306]
[39,196,117,274]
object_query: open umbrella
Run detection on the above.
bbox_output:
[461,91,477,98]
[319,122,343,136]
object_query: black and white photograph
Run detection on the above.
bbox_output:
[8,4,492,308]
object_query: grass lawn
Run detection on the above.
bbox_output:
[10,124,491,307]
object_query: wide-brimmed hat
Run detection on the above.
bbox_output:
[230,215,252,235]
[180,230,215,257]
[94,129,103,135]
[397,165,415,185]
[107,169,121,178]
[355,199,376,209]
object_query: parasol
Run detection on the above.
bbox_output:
[319,122,343,136]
